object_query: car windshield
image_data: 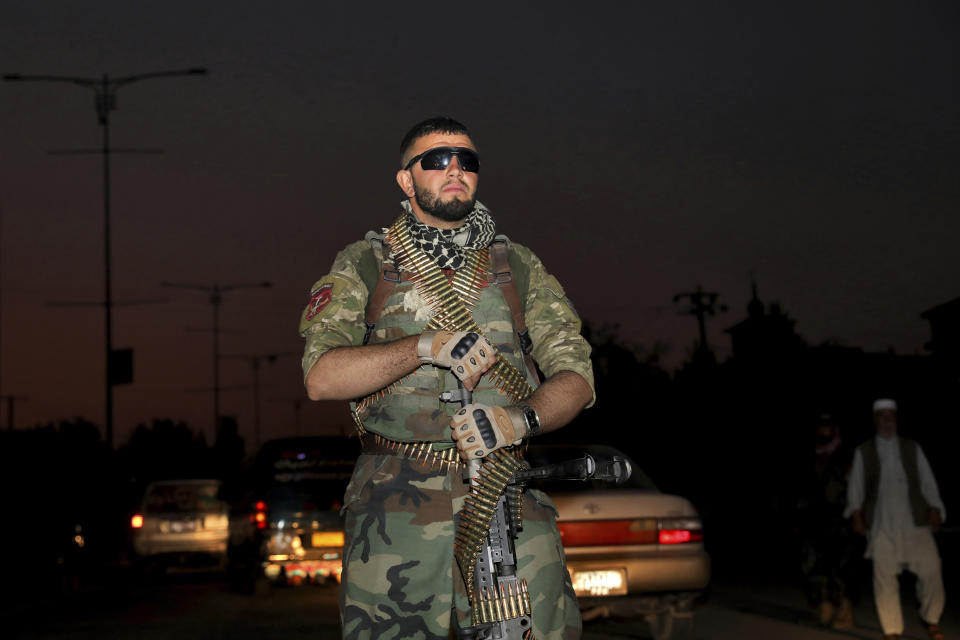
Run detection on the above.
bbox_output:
[144,483,222,513]
[523,444,658,493]
[252,437,358,511]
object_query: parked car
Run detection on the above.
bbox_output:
[224,436,359,592]
[131,478,229,573]
[524,444,710,639]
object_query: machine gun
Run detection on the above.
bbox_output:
[443,382,630,640]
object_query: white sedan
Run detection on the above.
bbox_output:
[525,445,710,640]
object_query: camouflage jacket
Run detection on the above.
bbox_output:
[299,228,595,442]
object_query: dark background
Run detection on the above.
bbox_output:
[1,0,958,603]
[1,1,958,445]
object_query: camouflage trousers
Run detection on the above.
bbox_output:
[340,452,582,639]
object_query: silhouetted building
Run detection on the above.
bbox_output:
[724,282,804,365]
[921,296,960,369]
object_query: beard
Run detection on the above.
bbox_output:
[413,180,476,222]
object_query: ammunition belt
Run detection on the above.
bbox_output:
[360,433,463,472]
[474,580,533,628]
[386,215,534,404]
[352,216,534,425]
[358,215,537,621]
[454,448,528,622]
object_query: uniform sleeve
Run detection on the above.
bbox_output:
[916,445,946,523]
[298,240,371,381]
[515,244,596,408]
[844,448,865,519]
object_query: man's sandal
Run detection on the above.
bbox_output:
[926,623,945,640]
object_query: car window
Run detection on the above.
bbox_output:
[251,437,359,510]
[144,483,222,513]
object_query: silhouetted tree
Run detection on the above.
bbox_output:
[213,415,246,482]
[119,418,214,486]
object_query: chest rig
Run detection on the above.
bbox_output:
[356,222,540,403]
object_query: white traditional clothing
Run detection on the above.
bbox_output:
[846,436,946,635]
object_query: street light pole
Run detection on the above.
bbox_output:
[222,352,297,449]
[269,397,307,437]
[161,281,271,439]
[4,68,207,449]
[673,285,727,366]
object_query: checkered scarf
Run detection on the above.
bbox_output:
[399,200,497,270]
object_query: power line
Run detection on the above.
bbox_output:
[161,281,271,441]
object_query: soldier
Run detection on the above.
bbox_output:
[299,116,595,639]
[796,413,859,629]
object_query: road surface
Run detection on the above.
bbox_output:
[3,569,956,639]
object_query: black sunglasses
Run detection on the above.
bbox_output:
[404,146,480,173]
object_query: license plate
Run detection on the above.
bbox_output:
[311,531,345,547]
[571,569,627,597]
[168,520,197,533]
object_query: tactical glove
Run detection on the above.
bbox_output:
[450,404,527,459]
[417,330,495,383]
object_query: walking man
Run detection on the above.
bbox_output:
[846,399,946,640]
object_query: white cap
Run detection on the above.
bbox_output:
[873,398,897,412]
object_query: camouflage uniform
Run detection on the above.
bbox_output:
[299,219,594,639]
[796,445,861,609]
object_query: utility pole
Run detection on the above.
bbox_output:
[673,285,727,365]
[4,67,207,449]
[269,397,307,437]
[0,199,4,415]
[1,395,28,430]
[162,281,271,439]
[221,352,296,449]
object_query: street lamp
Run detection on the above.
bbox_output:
[161,281,271,439]
[4,67,207,449]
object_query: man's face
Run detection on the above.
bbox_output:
[874,409,898,439]
[397,132,479,226]
[814,425,837,446]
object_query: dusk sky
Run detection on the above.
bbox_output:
[1,1,957,447]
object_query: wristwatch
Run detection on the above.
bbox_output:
[520,405,541,437]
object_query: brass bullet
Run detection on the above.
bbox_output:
[481,592,492,623]
[492,589,504,621]
[472,493,498,509]
[490,588,502,622]
[500,584,512,620]
[483,467,513,485]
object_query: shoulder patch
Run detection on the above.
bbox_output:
[306,282,335,319]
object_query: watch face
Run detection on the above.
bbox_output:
[523,406,539,432]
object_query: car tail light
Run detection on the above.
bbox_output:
[558,519,657,546]
[251,501,268,529]
[311,531,345,547]
[558,517,704,547]
[131,514,144,529]
[658,517,703,544]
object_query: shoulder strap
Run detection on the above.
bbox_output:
[360,239,398,346]
[490,240,529,349]
[490,239,540,385]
